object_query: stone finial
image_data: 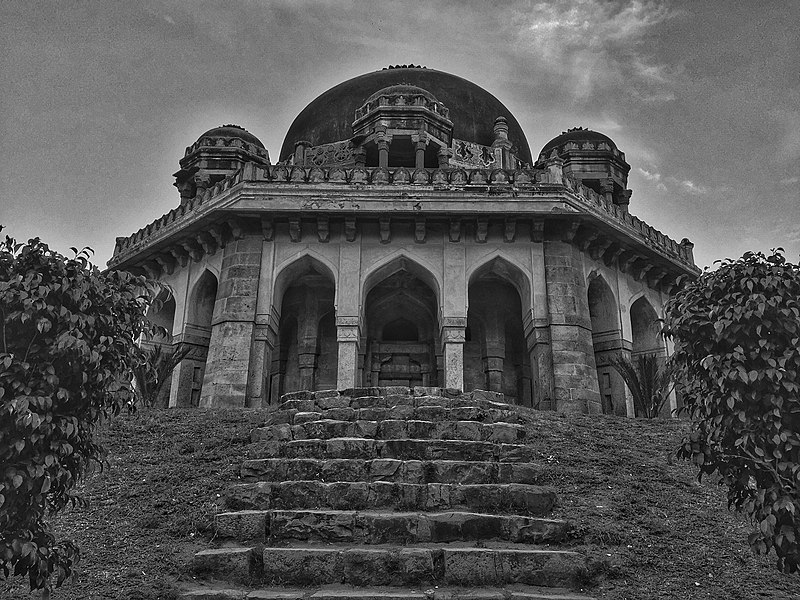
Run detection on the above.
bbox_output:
[680,238,695,263]
[493,116,509,141]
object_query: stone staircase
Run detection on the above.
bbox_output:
[179,387,596,600]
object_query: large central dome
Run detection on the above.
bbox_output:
[280,67,532,164]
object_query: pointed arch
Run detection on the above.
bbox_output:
[466,253,532,405]
[272,251,338,313]
[466,252,532,312]
[361,252,443,310]
[587,273,620,333]
[188,269,218,328]
[630,296,663,356]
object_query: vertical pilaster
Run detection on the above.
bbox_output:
[544,233,601,414]
[529,237,555,409]
[248,238,276,407]
[199,235,262,407]
[336,317,360,389]
[441,318,466,390]
[337,230,362,389]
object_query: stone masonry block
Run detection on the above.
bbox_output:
[215,510,269,541]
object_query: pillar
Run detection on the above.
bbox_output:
[336,317,360,389]
[412,132,428,169]
[248,238,276,407]
[544,231,602,414]
[441,318,466,390]
[199,235,262,407]
[377,139,390,168]
[529,236,555,409]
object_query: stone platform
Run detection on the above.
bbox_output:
[179,387,596,600]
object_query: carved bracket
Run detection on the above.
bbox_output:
[504,218,516,243]
[289,218,301,243]
[345,217,357,242]
[449,219,462,242]
[261,216,274,241]
[476,217,488,243]
[379,216,391,244]
[531,220,544,243]
[317,216,330,243]
[414,216,426,244]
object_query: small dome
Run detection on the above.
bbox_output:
[540,127,617,158]
[364,84,438,104]
[197,124,265,149]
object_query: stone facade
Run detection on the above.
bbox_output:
[112,67,698,416]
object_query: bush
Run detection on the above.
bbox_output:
[664,249,800,573]
[609,353,673,418]
[0,233,160,591]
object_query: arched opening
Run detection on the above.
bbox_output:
[363,262,440,388]
[630,296,663,357]
[466,258,532,405]
[184,270,218,407]
[142,292,177,408]
[587,275,625,415]
[269,257,337,400]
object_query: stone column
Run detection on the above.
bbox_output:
[248,237,276,407]
[336,316,360,389]
[544,229,602,414]
[412,132,428,169]
[528,236,555,409]
[441,318,466,390]
[199,235,262,407]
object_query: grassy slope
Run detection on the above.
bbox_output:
[0,407,797,600]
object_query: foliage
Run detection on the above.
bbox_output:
[663,249,800,573]
[0,232,160,591]
[609,353,674,418]
[132,343,190,410]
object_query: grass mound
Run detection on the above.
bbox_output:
[1,407,796,599]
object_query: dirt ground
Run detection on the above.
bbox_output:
[1,407,797,599]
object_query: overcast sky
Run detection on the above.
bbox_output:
[2,0,798,269]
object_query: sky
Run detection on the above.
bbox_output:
[1,0,798,270]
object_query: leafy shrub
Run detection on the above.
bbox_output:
[664,249,800,573]
[0,233,160,591]
[132,343,190,409]
[610,353,674,418]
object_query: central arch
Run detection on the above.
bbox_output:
[361,256,441,387]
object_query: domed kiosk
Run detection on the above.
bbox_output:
[110,66,697,418]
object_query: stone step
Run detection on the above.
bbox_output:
[253,420,526,444]
[277,390,511,414]
[254,545,584,587]
[226,481,557,516]
[215,509,568,545]
[241,458,543,485]
[179,584,596,599]
[254,438,538,462]
[263,405,522,427]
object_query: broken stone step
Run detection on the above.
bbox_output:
[252,420,526,444]
[263,405,521,427]
[256,545,584,587]
[216,509,567,545]
[254,438,538,462]
[193,547,262,584]
[241,458,544,485]
[226,481,557,516]
[277,391,513,414]
[178,585,596,600]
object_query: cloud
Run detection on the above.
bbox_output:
[779,176,799,185]
[509,0,679,101]
[637,167,712,195]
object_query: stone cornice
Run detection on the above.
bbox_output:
[109,164,699,278]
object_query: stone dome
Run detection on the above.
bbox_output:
[196,124,265,149]
[539,127,618,160]
[280,67,531,164]
[364,84,439,104]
